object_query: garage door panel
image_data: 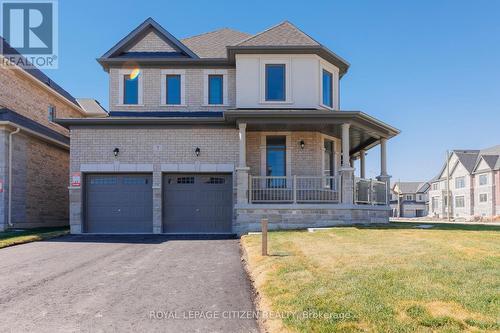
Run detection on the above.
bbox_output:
[86,174,153,233]
[163,174,232,233]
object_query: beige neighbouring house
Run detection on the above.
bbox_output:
[57,18,400,235]
[428,146,500,220]
[0,37,106,231]
[390,182,429,218]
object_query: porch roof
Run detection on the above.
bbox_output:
[225,110,400,156]
[56,109,399,157]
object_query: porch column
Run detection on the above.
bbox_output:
[238,123,247,168]
[340,123,354,204]
[376,137,391,204]
[379,137,388,176]
[360,149,366,179]
[236,122,250,204]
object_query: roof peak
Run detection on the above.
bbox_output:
[182,27,249,41]
[235,20,320,47]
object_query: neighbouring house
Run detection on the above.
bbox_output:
[0,37,106,231]
[390,182,429,217]
[56,18,399,235]
[428,146,500,220]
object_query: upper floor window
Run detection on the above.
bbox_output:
[265,64,286,101]
[432,183,438,191]
[418,194,423,201]
[455,196,465,208]
[208,75,223,105]
[48,105,56,122]
[123,74,139,105]
[166,75,181,105]
[322,69,333,108]
[455,177,465,189]
[405,194,413,201]
[479,193,488,202]
[479,174,488,186]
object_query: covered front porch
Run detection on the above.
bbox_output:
[225,110,400,233]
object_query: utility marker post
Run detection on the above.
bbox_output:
[261,218,268,256]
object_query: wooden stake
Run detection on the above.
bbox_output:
[261,218,268,256]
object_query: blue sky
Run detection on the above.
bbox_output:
[45,0,500,181]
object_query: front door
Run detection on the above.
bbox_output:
[266,136,286,188]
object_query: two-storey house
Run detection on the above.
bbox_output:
[0,37,106,231]
[390,182,429,217]
[428,146,500,220]
[57,18,400,235]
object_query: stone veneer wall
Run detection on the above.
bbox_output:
[234,205,390,234]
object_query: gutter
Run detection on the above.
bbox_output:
[8,127,20,227]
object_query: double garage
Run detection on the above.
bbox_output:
[84,173,233,234]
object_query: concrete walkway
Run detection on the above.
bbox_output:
[0,235,259,332]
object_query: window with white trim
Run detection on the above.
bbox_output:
[118,69,143,105]
[479,174,488,186]
[204,70,227,106]
[322,69,333,108]
[455,196,465,208]
[455,176,465,189]
[48,105,56,122]
[161,69,185,106]
[432,183,438,190]
[479,193,488,202]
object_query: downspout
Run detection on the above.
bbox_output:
[8,127,20,227]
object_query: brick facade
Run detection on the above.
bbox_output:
[0,66,83,136]
[67,127,388,234]
[109,67,236,112]
[125,30,178,52]
[0,65,82,231]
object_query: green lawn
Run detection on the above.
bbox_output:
[241,223,500,332]
[0,227,69,249]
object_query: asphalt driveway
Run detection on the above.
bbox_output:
[0,235,259,332]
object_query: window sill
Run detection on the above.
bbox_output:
[320,103,335,111]
[259,100,293,104]
[160,104,187,107]
[202,104,228,107]
[116,104,144,107]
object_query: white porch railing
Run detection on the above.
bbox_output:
[354,178,388,205]
[249,176,340,203]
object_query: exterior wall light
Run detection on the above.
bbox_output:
[113,148,120,157]
[195,147,200,156]
[300,140,305,149]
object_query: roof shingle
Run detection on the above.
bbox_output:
[236,21,319,47]
[181,28,251,58]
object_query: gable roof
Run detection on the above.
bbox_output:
[100,17,198,60]
[392,181,429,194]
[236,21,319,47]
[1,36,81,108]
[181,28,251,58]
[431,145,500,182]
[97,19,350,75]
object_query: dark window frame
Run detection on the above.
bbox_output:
[166,74,181,105]
[265,64,286,101]
[208,74,224,105]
